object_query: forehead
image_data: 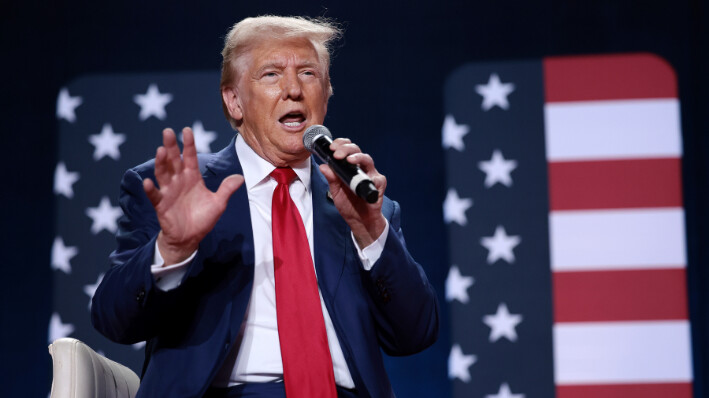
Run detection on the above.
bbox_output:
[246,37,321,70]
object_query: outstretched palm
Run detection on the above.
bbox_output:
[143,127,244,264]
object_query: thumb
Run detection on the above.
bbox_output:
[215,174,245,203]
[319,164,339,185]
[319,164,349,198]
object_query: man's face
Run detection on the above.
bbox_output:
[224,37,330,166]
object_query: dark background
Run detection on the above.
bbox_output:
[2,0,707,396]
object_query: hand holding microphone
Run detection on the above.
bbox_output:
[303,125,380,203]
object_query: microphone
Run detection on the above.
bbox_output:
[303,125,379,204]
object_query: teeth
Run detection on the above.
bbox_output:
[284,122,301,127]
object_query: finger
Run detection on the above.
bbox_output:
[320,163,377,202]
[346,152,375,171]
[328,138,351,153]
[163,128,183,174]
[330,137,352,146]
[143,178,163,207]
[182,127,198,170]
[332,143,362,159]
[157,129,175,177]
[215,174,245,204]
[371,174,387,194]
[154,146,171,187]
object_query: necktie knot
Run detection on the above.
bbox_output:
[271,167,297,186]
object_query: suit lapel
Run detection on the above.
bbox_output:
[203,136,255,343]
[311,159,349,301]
[203,135,254,264]
[311,160,367,392]
[200,144,348,340]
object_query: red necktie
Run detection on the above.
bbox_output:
[271,167,337,398]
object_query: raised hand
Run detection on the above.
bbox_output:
[319,138,388,248]
[143,127,244,264]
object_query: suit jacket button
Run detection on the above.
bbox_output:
[136,288,146,302]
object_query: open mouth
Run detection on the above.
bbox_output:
[279,111,306,128]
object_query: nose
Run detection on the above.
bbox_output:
[281,69,303,100]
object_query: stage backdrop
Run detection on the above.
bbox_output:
[2,1,709,397]
[50,56,696,398]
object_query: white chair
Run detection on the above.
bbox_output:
[48,338,140,398]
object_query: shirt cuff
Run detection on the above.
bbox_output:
[150,240,196,291]
[351,219,389,271]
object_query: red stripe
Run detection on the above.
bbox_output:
[557,383,692,398]
[553,268,688,322]
[544,53,677,102]
[548,158,682,211]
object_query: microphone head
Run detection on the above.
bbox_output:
[303,125,332,151]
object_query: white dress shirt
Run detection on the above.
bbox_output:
[150,135,389,388]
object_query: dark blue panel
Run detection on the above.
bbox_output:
[444,60,555,397]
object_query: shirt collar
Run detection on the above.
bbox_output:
[234,134,311,191]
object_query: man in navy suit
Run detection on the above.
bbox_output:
[91,16,438,397]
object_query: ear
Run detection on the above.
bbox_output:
[221,86,243,122]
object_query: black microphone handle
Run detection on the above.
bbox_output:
[311,135,379,204]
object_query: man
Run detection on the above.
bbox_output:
[91,15,439,398]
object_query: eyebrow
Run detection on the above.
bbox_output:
[255,61,322,75]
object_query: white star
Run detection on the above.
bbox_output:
[448,344,476,382]
[441,114,470,151]
[51,236,78,274]
[85,196,123,234]
[480,225,521,264]
[53,162,80,198]
[132,341,147,350]
[83,273,104,310]
[181,120,217,153]
[483,303,523,342]
[475,73,515,111]
[478,150,518,188]
[134,83,173,121]
[56,88,83,122]
[443,188,473,226]
[446,265,474,303]
[48,313,75,343]
[88,123,126,161]
[486,383,525,398]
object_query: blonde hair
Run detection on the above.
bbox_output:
[220,15,342,130]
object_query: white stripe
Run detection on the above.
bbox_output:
[545,99,682,161]
[554,320,693,384]
[549,208,686,271]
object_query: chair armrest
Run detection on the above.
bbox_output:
[48,338,140,398]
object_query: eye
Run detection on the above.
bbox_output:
[259,72,279,83]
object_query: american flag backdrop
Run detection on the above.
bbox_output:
[51,71,234,373]
[443,53,693,397]
[50,56,694,397]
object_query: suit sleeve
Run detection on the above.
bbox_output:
[90,167,199,344]
[360,200,440,356]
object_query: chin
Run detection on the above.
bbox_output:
[280,134,304,148]
[274,140,305,156]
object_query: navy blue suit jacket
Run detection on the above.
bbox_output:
[91,137,439,397]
